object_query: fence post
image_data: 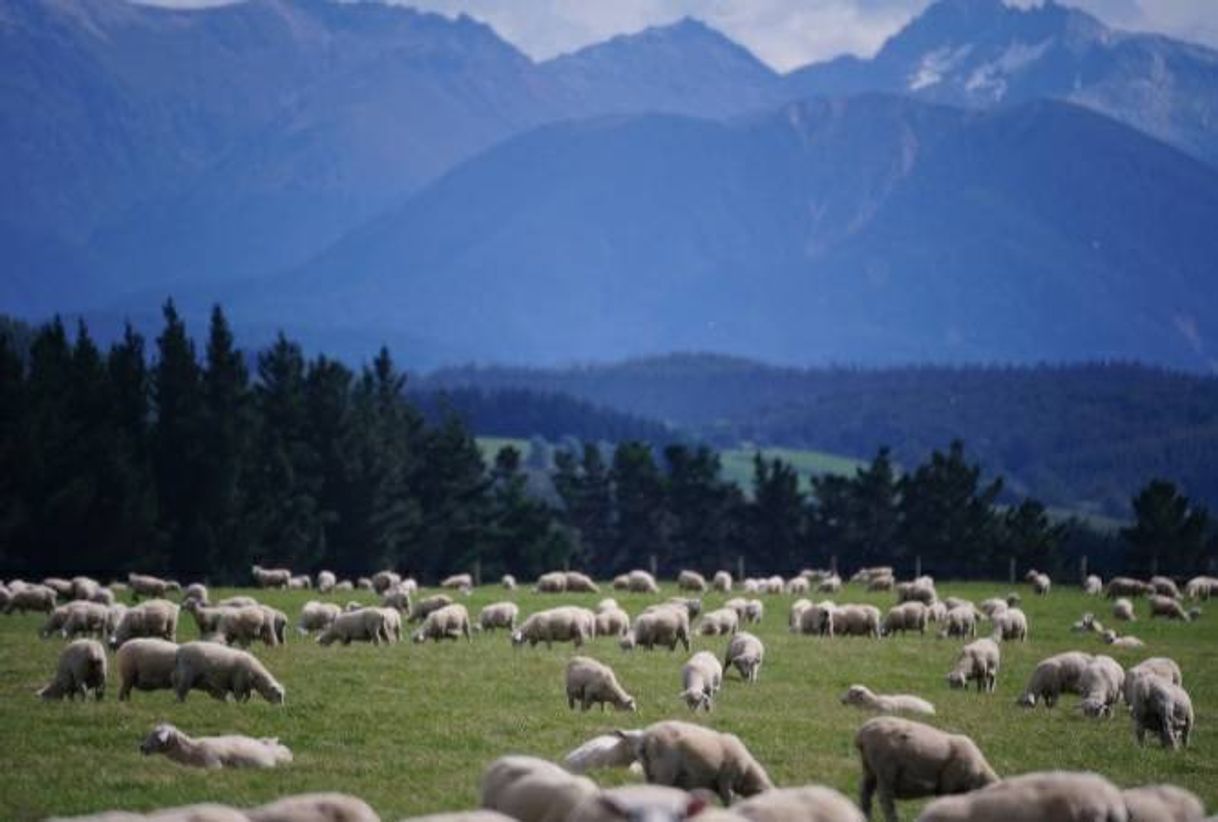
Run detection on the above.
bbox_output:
[1151,555,1159,576]
[1008,556,1016,586]
[474,559,481,588]
[830,554,838,576]
[1080,555,1088,585]
[737,555,745,583]
[915,556,922,579]
[649,554,657,580]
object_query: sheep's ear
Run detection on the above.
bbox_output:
[154,726,172,744]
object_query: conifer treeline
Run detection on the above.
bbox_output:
[0,305,1211,583]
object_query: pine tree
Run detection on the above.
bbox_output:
[610,442,672,574]
[749,453,805,572]
[304,355,355,573]
[997,498,1066,575]
[0,328,26,570]
[481,446,570,579]
[1121,480,1209,575]
[104,324,159,572]
[665,444,734,572]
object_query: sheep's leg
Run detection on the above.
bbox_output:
[879,785,899,822]
[859,765,876,819]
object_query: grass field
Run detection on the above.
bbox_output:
[2,580,1215,820]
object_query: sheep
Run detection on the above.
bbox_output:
[172,641,285,704]
[317,608,390,646]
[70,576,101,601]
[126,574,180,602]
[179,583,207,605]
[535,571,568,593]
[1083,574,1103,595]
[38,638,107,700]
[47,803,247,821]
[989,608,1028,642]
[334,579,354,591]
[798,602,837,636]
[562,734,640,774]
[41,601,111,640]
[286,574,311,590]
[183,600,235,637]
[698,607,740,636]
[616,720,774,804]
[566,656,637,712]
[378,606,403,642]
[883,602,928,636]
[680,650,724,712]
[784,577,810,595]
[630,606,691,652]
[1112,597,1136,622]
[217,595,259,608]
[1129,676,1193,749]
[298,601,341,634]
[937,606,976,640]
[830,604,882,638]
[595,606,631,639]
[90,586,116,607]
[1150,595,1190,621]
[442,572,474,592]
[946,638,1000,692]
[977,598,1008,619]
[402,813,515,822]
[816,575,843,594]
[1071,612,1104,634]
[868,575,896,592]
[567,785,718,822]
[251,565,291,589]
[315,570,336,593]
[725,597,749,620]
[116,637,179,700]
[1122,784,1205,822]
[381,585,413,613]
[246,792,378,822]
[412,594,455,622]
[1149,576,1182,599]
[1106,577,1151,598]
[917,771,1127,822]
[43,577,75,598]
[257,604,288,645]
[678,570,708,592]
[789,599,814,632]
[712,571,733,592]
[1017,651,1094,708]
[566,571,600,593]
[111,599,179,648]
[480,755,598,822]
[371,569,401,593]
[139,723,292,769]
[624,569,658,593]
[1027,571,1051,595]
[855,716,998,822]
[732,785,865,822]
[1077,655,1125,718]
[413,603,472,643]
[1184,575,1218,600]
[897,578,937,605]
[512,606,596,649]
[853,566,895,584]
[1124,657,1183,704]
[724,631,765,682]
[4,583,57,614]
[841,685,935,717]
[744,599,764,624]
[1102,630,1145,649]
[219,605,278,648]
[478,602,519,632]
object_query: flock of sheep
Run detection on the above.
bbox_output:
[6,564,1217,821]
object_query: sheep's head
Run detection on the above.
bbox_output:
[679,688,709,712]
[946,671,968,690]
[140,724,177,754]
[263,683,286,705]
[841,685,870,705]
[1079,698,1110,719]
[1016,693,1037,708]
[411,630,427,644]
[619,634,636,651]
[618,696,638,713]
[1101,630,1117,644]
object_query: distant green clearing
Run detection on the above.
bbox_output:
[1,581,1213,820]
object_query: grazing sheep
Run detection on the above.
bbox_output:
[90,587,117,607]
[220,605,278,648]
[743,599,764,624]
[787,577,811,595]
[733,785,865,822]
[1184,575,1218,600]
[43,577,75,598]
[883,602,929,637]
[1017,651,1094,708]
[116,637,179,700]
[1150,595,1190,621]
[798,602,837,636]
[868,575,896,593]
[378,606,403,643]
[481,755,573,806]
[512,606,596,649]
[816,575,843,594]
[111,599,179,648]
[381,585,413,614]
[371,570,401,594]
[478,602,519,632]
[712,571,733,592]
[853,566,895,584]
[938,606,976,640]
[251,565,291,589]
[501,574,517,590]
[698,607,740,636]
[173,641,285,704]
[246,792,378,822]
[183,600,235,637]
[442,573,474,591]
[789,599,814,632]
[855,716,998,822]
[680,651,724,712]
[1106,577,1151,598]
[1102,630,1145,649]
[562,571,598,593]
[1122,784,1205,822]
[566,656,637,712]
[139,723,292,769]
[317,608,390,646]
[977,598,1008,619]
[536,571,568,593]
[918,771,1127,822]
[1112,598,1136,622]
[334,579,354,591]
[298,601,341,635]
[288,574,312,590]
[316,570,336,593]
[897,578,937,606]
[562,734,639,774]
[595,606,631,639]
[616,720,774,804]
[678,570,708,592]
[41,601,111,640]
[1077,655,1125,718]
[946,638,1000,692]
[480,755,598,822]
[70,576,101,601]
[1129,676,1193,749]
[358,576,375,591]
[1083,575,1103,596]
[831,604,882,638]
[841,685,935,717]
[1149,576,1182,599]
[630,606,691,652]
[989,608,1028,642]
[5,583,57,614]
[724,631,765,682]
[413,603,472,643]
[38,638,107,700]
[612,574,631,590]
[412,594,455,623]
[1028,571,1051,595]
[567,785,715,822]
[627,570,660,594]
[217,595,259,608]
[1124,657,1183,704]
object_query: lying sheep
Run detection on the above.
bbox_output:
[251,565,291,589]
[478,602,519,632]
[616,720,774,804]
[139,723,292,769]
[513,606,595,649]
[562,734,640,774]
[595,606,631,639]
[220,605,278,648]
[1129,676,1193,749]
[1102,630,1145,649]
[680,651,724,712]
[1122,784,1205,822]
[246,792,378,822]
[318,608,389,646]
[1070,612,1104,634]
[918,770,1126,822]
[1078,655,1125,718]
[678,570,708,592]
[831,604,881,638]
[733,785,865,822]
[1124,657,1183,705]
[1149,595,1190,621]
[840,684,935,716]
[855,716,998,822]
[4,583,57,614]
[567,656,637,712]
[38,638,107,700]
[1083,575,1103,596]
[989,608,1028,642]
[316,570,336,593]
[173,641,285,704]
[1017,651,1094,708]
[298,601,341,634]
[627,570,660,594]
[116,637,179,700]
[413,603,472,643]
[884,602,928,637]
[724,631,765,682]
[630,607,690,652]
[946,638,1000,692]
[111,599,179,648]
[481,755,598,822]
[411,594,455,623]
[698,608,740,636]
[712,571,733,592]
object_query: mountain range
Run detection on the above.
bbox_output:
[4,0,1218,370]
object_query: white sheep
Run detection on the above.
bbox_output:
[288,574,312,590]
[798,602,837,636]
[698,607,740,636]
[43,577,75,598]
[219,605,278,648]
[744,599,764,624]
[250,565,291,589]
[442,572,474,591]
[855,716,998,822]
[1028,571,1051,595]
[42,601,112,640]
[562,734,640,774]
[111,599,179,647]
[629,606,691,652]
[1124,657,1183,705]
[595,606,631,639]
[678,570,708,592]
[1083,574,1103,595]
[787,577,811,595]
[1077,655,1125,718]
[989,608,1028,642]
[1017,651,1094,708]
[1107,577,1151,598]
[816,575,842,594]
[627,570,660,593]
[317,608,388,646]
[830,604,881,638]
[316,570,337,593]
[566,656,637,712]
[501,574,517,590]
[977,598,1008,619]
[883,602,929,637]
[413,603,472,643]
[536,571,568,593]
[512,606,596,649]
[712,571,733,592]
[938,606,977,640]
[70,576,101,602]
[217,595,259,608]
[867,575,896,592]
[371,569,401,593]
[116,637,179,700]
[680,650,724,712]
[1184,575,1218,600]
[172,641,285,704]
[1149,576,1183,599]
[840,684,935,716]
[478,602,519,632]
[724,631,765,682]
[789,599,813,632]
[126,574,181,601]
[411,594,455,623]
[946,638,1000,692]
[139,723,292,769]
[246,792,378,822]
[381,585,413,613]
[1129,675,1193,749]
[616,720,774,804]
[733,785,865,822]
[918,770,1127,822]
[480,755,598,822]
[897,578,937,605]
[1149,595,1190,621]
[1122,784,1205,822]
[38,638,107,700]
[4,583,57,614]
[1102,629,1145,649]
[298,601,341,635]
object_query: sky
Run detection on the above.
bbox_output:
[137,0,1218,71]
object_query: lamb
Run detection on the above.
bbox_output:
[594,606,631,639]
[1129,676,1193,749]
[1149,595,1190,621]
[989,608,1028,642]
[562,734,640,774]
[478,602,519,632]
[680,651,724,712]
[830,604,882,638]
[1077,655,1125,718]
[630,606,691,652]
[38,638,107,700]
[480,755,598,822]
[724,631,765,682]
[1106,577,1151,598]
[250,565,291,589]
[111,599,179,648]
[4,583,57,613]
[566,656,637,712]
[1149,576,1183,599]
[317,608,390,646]
[298,601,341,634]
[712,571,733,592]
[1124,657,1183,705]
[219,605,278,647]
[1017,651,1094,708]
[172,641,285,704]
[501,574,517,589]
[371,569,401,593]
[946,638,1000,692]
[512,606,596,649]
[698,608,740,636]
[1102,630,1145,649]
[883,602,929,637]
[116,637,179,700]
[855,716,998,822]
[628,570,660,593]
[937,606,976,640]
[1122,785,1205,822]
[536,572,568,593]
[1083,575,1103,595]
[246,792,378,822]
[616,720,774,804]
[413,603,472,643]
[1071,612,1104,634]
[841,685,935,717]
[565,571,600,593]
[917,771,1127,822]
[732,785,865,822]
[139,723,292,769]
[316,570,336,593]
[411,594,455,622]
